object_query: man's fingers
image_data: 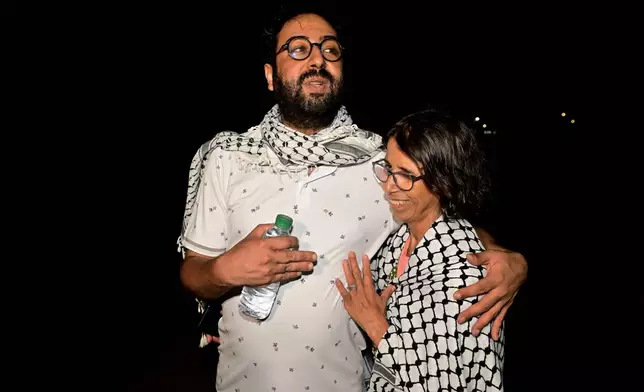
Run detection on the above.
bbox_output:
[491,302,511,341]
[265,235,300,251]
[249,223,275,238]
[457,288,503,324]
[466,252,483,266]
[273,271,303,283]
[272,261,314,274]
[467,249,506,266]
[470,299,505,336]
[274,249,318,264]
[454,276,495,301]
[205,334,221,344]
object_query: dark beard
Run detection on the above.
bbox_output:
[273,68,343,131]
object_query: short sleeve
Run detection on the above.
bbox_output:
[181,148,229,257]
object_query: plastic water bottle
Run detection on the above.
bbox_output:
[238,214,294,320]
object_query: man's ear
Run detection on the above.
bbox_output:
[264,64,274,91]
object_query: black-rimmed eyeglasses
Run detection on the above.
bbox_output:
[372,159,423,191]
[277,36,343,62]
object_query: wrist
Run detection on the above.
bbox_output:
[475,227,495,248]
[486,245,513,253]
[209,253,233,288]
[366,317,389,348]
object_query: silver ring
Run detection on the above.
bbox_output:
[346,284,357,291]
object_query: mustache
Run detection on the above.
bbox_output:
[298,69,334,84]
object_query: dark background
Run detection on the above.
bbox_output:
[81,1,637,391]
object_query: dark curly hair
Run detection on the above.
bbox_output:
[387,108,491,220]
[261,4,345,67]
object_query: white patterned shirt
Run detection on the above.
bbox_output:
[182,145,396,392]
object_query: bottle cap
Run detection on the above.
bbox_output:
[274,214,293,230]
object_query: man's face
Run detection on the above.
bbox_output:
[264,13,344,131]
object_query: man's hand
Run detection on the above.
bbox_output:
[200,333,220,347]
[454,248,527,340]
[216,223,317,287]
[199,307,223,348]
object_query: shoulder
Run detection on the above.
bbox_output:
[431,217,484,255]
[435,217,478,238]
[193,124,260,156]
[195,128,259,165]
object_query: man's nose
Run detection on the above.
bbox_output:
[306,44,325,68]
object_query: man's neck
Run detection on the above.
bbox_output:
[282,120,320,136]
[277,103,340,135]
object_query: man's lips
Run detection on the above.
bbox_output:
[304,76,329,85]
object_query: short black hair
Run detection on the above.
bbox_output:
[262,4,344,66]
[386,107,491,220]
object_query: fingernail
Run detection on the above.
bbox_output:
[472,329,480,337]
[453,292,462,300]
[312,253,318,261]
[308,263,314,270]
[457,316,464,324]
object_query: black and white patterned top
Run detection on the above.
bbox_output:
[370,216,505,392]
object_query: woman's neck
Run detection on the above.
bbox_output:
[407,208,442,254]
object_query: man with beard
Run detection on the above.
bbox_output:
[177,10,527,392]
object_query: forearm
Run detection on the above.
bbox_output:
[475,227,518,255]
[474,226,496,248]
[180,253,232,300]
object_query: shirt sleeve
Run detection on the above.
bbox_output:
[180,146,229,258]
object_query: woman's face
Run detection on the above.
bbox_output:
[381,137,442,226]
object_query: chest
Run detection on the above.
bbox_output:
[223,165,393,256]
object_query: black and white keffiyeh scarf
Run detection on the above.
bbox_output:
[212,104,383,169]
[177,103,383,250]
[369,216,505,391]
